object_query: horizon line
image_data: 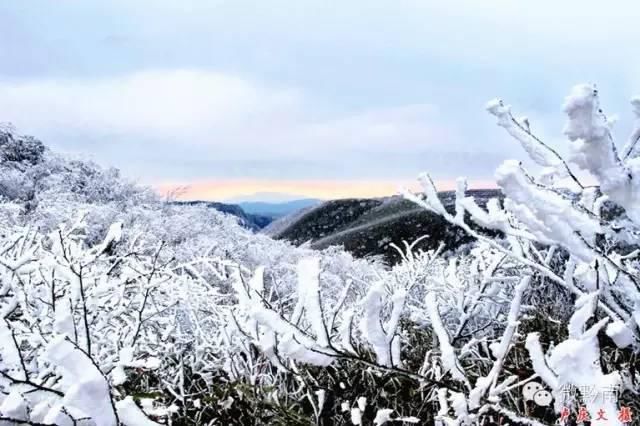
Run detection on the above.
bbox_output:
[153,178,498,202]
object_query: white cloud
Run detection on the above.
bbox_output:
[0,70,451,178]
[0,70,300,139]
[5,1,637,183]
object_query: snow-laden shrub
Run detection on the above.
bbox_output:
[0,214,236,424]
[230,85,640,425]
[0,214,386,424]
[403,85,640,424]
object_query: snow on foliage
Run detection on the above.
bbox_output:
[399,84,640,424]
[2,83,640,424]
[0,215,228,424]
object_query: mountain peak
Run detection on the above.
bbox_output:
[224,192,319,203]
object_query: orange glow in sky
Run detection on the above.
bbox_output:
[154,178,497,201]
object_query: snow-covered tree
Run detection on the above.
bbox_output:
[0,211,237,424]
[399,84,640,424]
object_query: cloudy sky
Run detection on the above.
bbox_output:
[1,1,639,200]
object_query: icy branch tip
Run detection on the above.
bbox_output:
[485,98,506,116]
[562,84,596,113]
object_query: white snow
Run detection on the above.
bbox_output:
[116,397,161,426]
[45,335,118,426]
[425,293,467,384]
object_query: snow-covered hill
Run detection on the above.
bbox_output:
[266,191,500,264]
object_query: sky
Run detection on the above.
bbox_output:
[1,1,640,201]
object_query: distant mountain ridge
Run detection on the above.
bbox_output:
[238,199,321,217]
[265,190,501,264]
[175,198,321,231]
[224,192,319,203]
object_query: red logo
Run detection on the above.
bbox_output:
[576,406,590,422]
[618,406,633,424]
[559,407,634,424]
[595,408,607,421]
